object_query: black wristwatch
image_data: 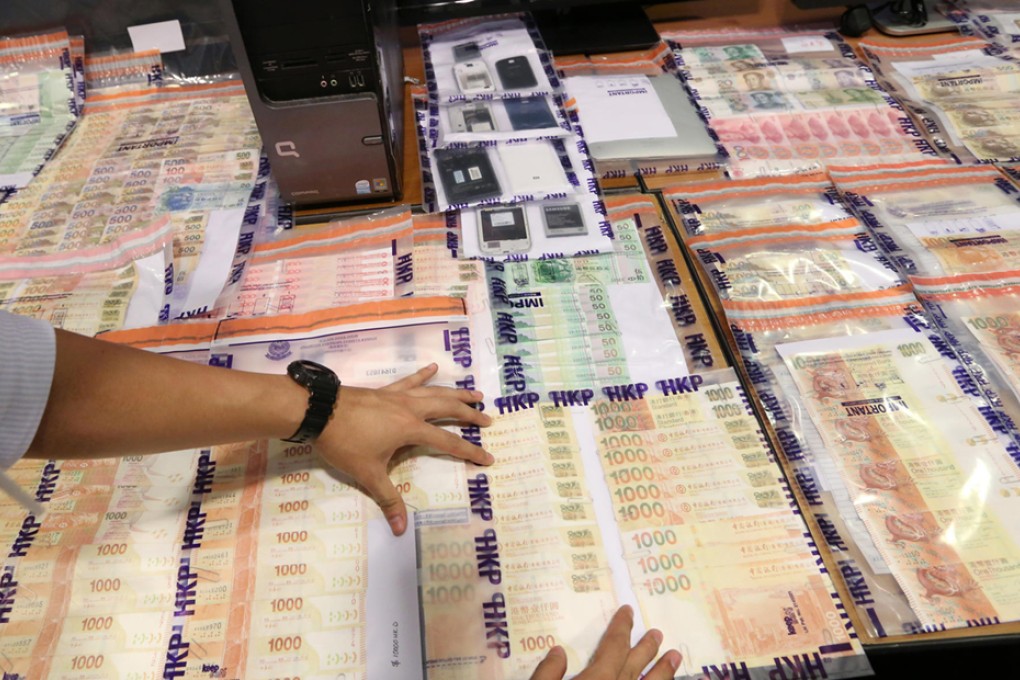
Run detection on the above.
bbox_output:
[282,360,341,444]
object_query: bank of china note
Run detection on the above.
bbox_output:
[419,371,869,680]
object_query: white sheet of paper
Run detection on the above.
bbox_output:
[124,249,170,329]
[781,35,835,54]
[608,280,689,380]
[892,50,1012,79]
[905,211,1020,240]
[128,20,186,54]
[367,518,423,680]
[566,75,676,144]
[172,207,245,319]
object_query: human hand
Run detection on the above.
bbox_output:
[315,363,493,535]
[530,606,682,680]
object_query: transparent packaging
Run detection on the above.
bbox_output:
[428,94,573,148]
[419,14,560,103]
[943,1,1020,57]
[216,208,417,320]
[725,289,982,638]
[666,26,852,66]
[412,87,607,240]
[469,202,689,401]
[663,26,931,177]
[859,34,1020,163]
[0,30,81,191]
[913,270,1020,445]
[665,172,850,237]
[422,138,580,210]
[773,322,1020,633]
[0,237,172,337]
[416,366,871,680]
[206,152,280,320]
[687,220,907,304]
[831,162,1020,276]
[602,193,724,372]
[0,74,263,324]
[411,212,485,298]
[554,42,724,180]
[83,48,165,93]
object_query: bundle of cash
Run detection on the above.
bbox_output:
[665,27,931,176]
[831,162,1020,276]
[0,31,83,192]
[861,34,1020,162]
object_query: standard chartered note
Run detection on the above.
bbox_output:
[777,328,1020,630]
[962,311,1020,403]
[0,450,205,678]
[482,248,687,398]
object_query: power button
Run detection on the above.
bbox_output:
[362,136,383,146]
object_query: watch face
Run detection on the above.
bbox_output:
[288,360,338,388]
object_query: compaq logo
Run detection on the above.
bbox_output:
[275,141,300,158]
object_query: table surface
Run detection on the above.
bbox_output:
[291,0,1020,655]
[294,0,846,222]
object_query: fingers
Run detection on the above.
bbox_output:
[384,363,439,391]
[529,646,567,680]
[403,383,484,401]
[415,397,492,427]
[587,605,634,677]
[619,629,662,680]
[643,650,682,680]
[362,473,408,536]
[383,369,489,417]
[525,610,682,680]
[417,424,494,466]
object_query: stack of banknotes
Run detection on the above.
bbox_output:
[661,27,934,178]
[0,42,269,331]
[669,161,1020,640]
[861,32,1020,163]
[0,30,84,195]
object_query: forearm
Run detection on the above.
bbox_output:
[26,329,307,459]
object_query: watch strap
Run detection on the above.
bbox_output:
[283,361,340,444]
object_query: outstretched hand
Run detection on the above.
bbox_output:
[314,363,493,535]
[530,606,682,680]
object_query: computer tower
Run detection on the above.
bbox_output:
[220,0,403,206]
